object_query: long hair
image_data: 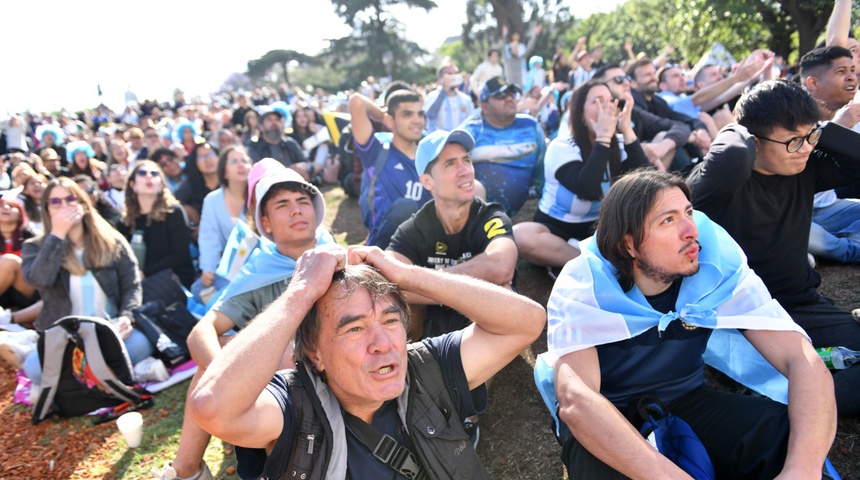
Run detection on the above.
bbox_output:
[0,199,30,252]
[596,170,691,292]
[38,177,125,276]
[20,173,46,223]
[122,160,179,228]
[570,81,622,200]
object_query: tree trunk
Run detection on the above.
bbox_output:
[781,0,833,56]
[488,0,524,38]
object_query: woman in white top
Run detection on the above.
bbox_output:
[191,145,251,303]
[513,80,650,275]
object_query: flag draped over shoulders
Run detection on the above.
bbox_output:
[544,211,806,403]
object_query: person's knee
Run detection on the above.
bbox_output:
[126,329,155,364]
[0,254,22,272]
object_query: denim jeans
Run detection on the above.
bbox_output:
[809,197,860,263]
[23,328,154,385]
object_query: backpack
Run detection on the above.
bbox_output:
[31,315,151,424]
[136,269,198,368]
[634,397,715,480]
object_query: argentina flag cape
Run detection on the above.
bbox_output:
[211,227,335,309]
[536,211,807,427]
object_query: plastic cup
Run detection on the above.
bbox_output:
[116,412,143,448]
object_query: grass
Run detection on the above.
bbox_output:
[2,185,857,479]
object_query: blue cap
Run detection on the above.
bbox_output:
[415,129,475,175]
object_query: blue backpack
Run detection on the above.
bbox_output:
[635,397,715,480]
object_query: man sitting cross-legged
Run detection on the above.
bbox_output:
[547,170,835,479]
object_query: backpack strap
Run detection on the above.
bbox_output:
[365,142,390,228]
[342,410,428,480]
[32,324,71,422]
[406,342,450,413]
[76,319,143,404]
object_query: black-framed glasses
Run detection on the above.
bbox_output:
[754,125,822,153]
[136,170,160,177]
[610,75,631,85]
[491,90,518,100]
[47,195,79,208]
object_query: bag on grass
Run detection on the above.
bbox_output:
[32,315,151,424]
[133,300,196,368]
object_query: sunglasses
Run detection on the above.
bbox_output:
[136,170,160,178]
[609,75,631,85]
[47,195,79,208]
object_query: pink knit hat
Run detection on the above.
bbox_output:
[247,158,286,209]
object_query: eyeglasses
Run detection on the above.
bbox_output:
[609,75,631,85]
[754,125,822,153]
[136,170,160,177]
[199,152,218,160]
[47,195,79,208]
[145,134,160,139]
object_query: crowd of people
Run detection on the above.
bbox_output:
[0,2,859,478]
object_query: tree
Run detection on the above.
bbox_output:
[247,49,316,85]
[460,0,574,73]
[322,0,437,88]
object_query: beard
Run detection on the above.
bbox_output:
[636,240,702,285]
[264,129,282,142]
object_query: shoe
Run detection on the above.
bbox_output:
[463,417,480,449]
[152,461,213,480]
[0,330,38,369]
[134,356,169,383]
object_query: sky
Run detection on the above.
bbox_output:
[4,0,624,115]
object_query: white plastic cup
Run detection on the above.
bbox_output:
[116,412,143,448]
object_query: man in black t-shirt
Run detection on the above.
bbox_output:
[387,129,518,339]
[188,246,545,480]
[687,80,860,416]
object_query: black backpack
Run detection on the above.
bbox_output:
[32,315,151,424]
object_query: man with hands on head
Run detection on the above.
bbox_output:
[190,244,546,480]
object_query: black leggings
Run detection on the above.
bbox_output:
[561,387,791,479]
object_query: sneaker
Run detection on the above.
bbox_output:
[134,356,169,383]
[152,461,213,480]
[462,417,480,449]
[0,330,38,369]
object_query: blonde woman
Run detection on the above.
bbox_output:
[118,161,194,287]
[21,177,153,382]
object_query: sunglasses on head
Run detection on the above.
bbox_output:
[47,195,78,207]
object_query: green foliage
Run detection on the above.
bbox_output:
[319,0,436,89]
[247,49,317,85]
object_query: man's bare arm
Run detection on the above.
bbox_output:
[348,93,385,146]
[190,246,347,449]
[555,349,693,480]
[827,0,853,48]
[742,329,836,479]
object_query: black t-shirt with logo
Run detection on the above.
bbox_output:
[388,197,514,337]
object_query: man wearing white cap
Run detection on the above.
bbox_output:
[153,166,334,480]
[387,129,517,339]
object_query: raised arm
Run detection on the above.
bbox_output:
[190,245,347,449]
[349,245,545,390]
[348,93,385,146]
[827,0,853,48]
[555,348,693,480]
[741,329,836,478]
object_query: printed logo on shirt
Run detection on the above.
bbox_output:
[394,163,404,170]
[483,218,507,239]
[435,242,448,254]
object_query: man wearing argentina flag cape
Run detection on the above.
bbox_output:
[544,171,835,479]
